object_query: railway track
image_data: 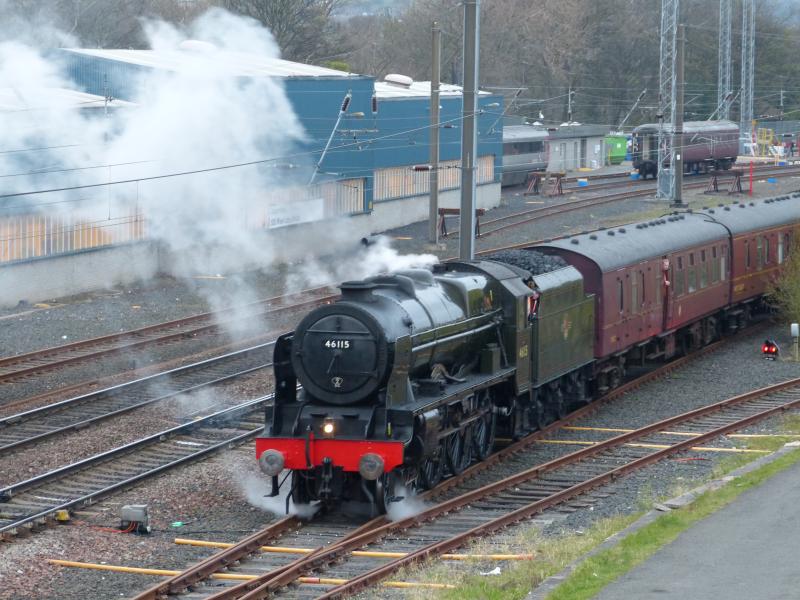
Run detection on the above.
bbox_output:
[0,396,269,540]
[130,331,769,599]
[0,343,273,456]
[476,165,800,240]
[0,286,335,387]
[179,373,800,600]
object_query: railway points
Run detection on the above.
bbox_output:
[0,396,268,540]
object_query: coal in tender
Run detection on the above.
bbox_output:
[486,249,567,276]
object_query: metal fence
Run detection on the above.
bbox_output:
[373,156,495,202]
[0,208,146,264]
[0,178,365,265]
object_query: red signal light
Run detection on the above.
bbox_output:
[762,339,779,359]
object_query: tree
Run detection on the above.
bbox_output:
[768,237,800,326]
[218,0,350,63]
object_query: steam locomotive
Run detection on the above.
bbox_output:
[257,193,800,513]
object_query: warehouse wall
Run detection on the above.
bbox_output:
[0,242,159,308]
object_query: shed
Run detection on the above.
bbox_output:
[546,124,610,172]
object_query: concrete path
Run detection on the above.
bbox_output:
[592,459,800,600]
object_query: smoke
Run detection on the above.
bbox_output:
[238,471,320,519]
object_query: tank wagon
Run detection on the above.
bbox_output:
[257,193,800,513]
[632,120,739,179]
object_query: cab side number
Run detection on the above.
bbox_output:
[324,340,351,349]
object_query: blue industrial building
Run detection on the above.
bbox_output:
[57,46,502,229]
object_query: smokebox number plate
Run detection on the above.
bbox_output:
[324,339,352,349]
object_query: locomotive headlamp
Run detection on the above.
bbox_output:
[258,449,285,477]
[358,453,384,480]
[323,420,335,435]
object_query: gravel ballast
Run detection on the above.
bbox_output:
[2,171,800,599]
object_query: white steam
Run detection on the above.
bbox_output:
[238,471,320,519]
[386,483,428,522]
[1,8,306,280]
[1,8,441,339]
[288,235,439,289]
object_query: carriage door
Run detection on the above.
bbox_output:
[661,256,673,329]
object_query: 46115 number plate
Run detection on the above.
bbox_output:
[324,340,351,349]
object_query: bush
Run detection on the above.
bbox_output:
[768,237,800,323]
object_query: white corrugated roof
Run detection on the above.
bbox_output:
[0,87,135,112]
[374,80,491,99]
[63,47,361,79]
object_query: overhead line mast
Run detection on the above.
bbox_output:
[739,0,756,153]
[656,0,680,200]
[717,0,733,120]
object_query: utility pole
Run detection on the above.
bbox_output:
[429,21,441,244]
[717,0,732,120]
[739,0,755,153]
[656,0,679,200]
[459,0,479,261]
[671,24,686,208]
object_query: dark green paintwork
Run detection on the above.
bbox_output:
[530,267,595,386]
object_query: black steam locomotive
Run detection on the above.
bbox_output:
[256,252,594,512]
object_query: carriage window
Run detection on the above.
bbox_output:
[689,253,695,267]
[746,241,751,269]
[640,271,646,305]
[721,246,727,281]
[764,237,770,264]
[674,260,685,296]
[631,274,638,313]
[618,279,624,312]
[757,237,763,268]
[711,247,719,282]
[786,234,791,258]
[699,251,708,289]
[656,269,662,305]
[779,234,785,264]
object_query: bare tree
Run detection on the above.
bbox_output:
[218,0,350,63]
